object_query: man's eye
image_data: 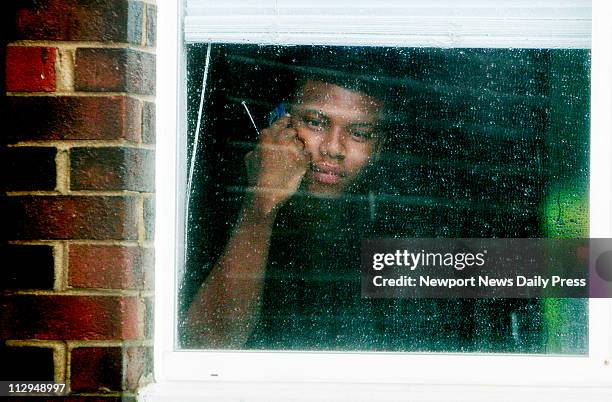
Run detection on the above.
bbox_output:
[304,117,324,130]
[351,130,374,141]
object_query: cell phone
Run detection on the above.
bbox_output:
[268,103,287,126]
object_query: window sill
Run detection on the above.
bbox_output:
[138,381,612,402]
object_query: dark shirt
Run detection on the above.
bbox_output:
[244,195,482,351]
[181,192,544,352]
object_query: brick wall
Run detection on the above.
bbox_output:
[1,1,156,400]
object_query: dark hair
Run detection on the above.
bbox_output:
[284,47,393,104]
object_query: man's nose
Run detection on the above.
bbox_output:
[321,126,345,159]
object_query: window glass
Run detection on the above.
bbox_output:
[179,44,589,353]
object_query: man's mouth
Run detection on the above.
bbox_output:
[310,163,345,185]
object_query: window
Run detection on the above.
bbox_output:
[146,0,612,399]
[179,43,589,353]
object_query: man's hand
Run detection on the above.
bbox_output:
[244,114,309,216]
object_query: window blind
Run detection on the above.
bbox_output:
[184,0,591,48]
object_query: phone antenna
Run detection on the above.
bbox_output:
[241,101,260,136]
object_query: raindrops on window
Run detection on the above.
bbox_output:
[179,44,589,353]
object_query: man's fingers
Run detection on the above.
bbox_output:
[260,115,290,144]
[258,128,270,145]
[291,130,305,148]
[279,127,298,141]
[268,115,291,139]
[270,114,291,131]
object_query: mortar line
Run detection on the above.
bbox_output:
[61,241,70,291]
[55,48,75,92]
[7,91,155,102]
[56,147,70,194]
[8,141,155,150]
[8,41,156,55]
[66,343,72,394]
[6,289,154,297]
[54,342,68,384]
[9,239,153,247]
[52,243,64,291]
[66,340,154,348]
[6,191,145,196]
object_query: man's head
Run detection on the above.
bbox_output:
[288,78,386,197]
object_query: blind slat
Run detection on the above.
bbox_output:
[185,0,591,48]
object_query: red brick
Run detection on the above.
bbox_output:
[0,245,55,290]
[68,245,154,290]
[146,4,156,48]
[126,99,144,143]
[0,295,141,340]
[71,347,122,391]
[70,346,152,392]
[2,196,138,240]
[1,146,56,191]
[14,0,144,44]
[6,46,56,92]
[5,96,141,143]
[70,147,155,192]
[142,101,155,144]
[124,346,152,390]
[75,48,155,95]
[144,197,154,241]
[75,49,123,92]
[143,297,154,340]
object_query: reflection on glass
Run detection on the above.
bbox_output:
[179,45,590,353]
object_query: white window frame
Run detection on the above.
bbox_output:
[143,0,612,400]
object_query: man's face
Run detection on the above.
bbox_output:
[290,80,385,197]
